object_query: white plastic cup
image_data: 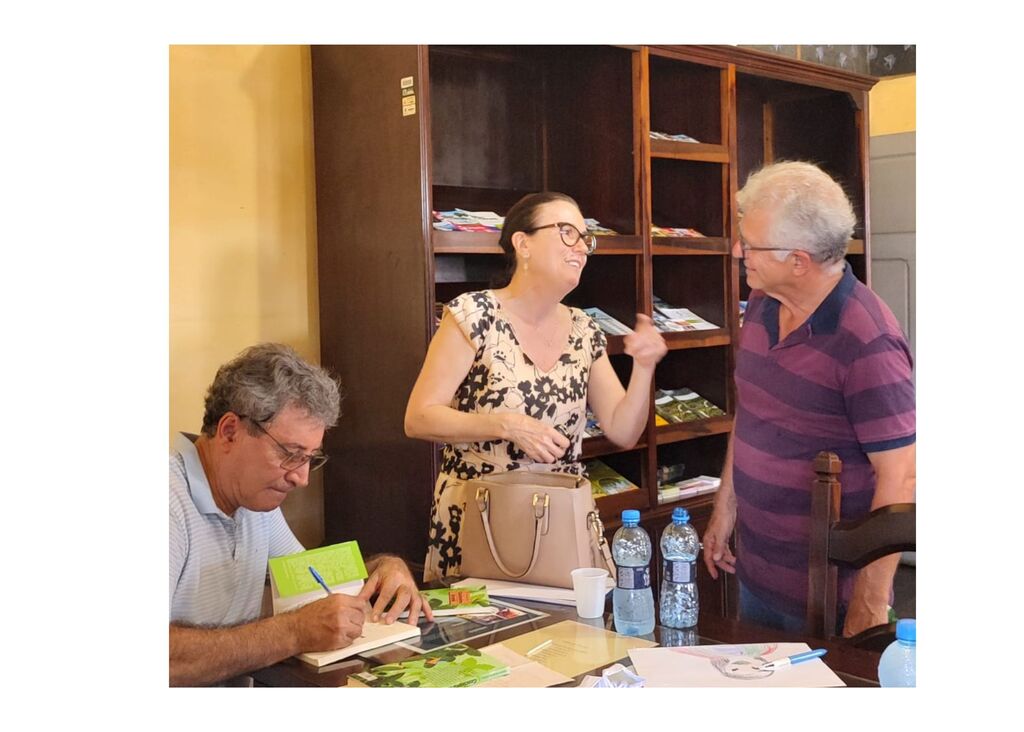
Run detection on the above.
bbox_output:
[571,567,610,619]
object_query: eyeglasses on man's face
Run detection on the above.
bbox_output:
[735,230,802,256]
[238,414,329,472]
[524,221,597,255]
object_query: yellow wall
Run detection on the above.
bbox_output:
[169,45,323,546]
[869,74,916,135]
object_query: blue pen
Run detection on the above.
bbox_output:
[308,565,332,596]
[760,648,827,671]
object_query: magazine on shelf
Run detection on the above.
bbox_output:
[658,475,721,504]
[585,459,640,497]
[583,307,633,336]
[653,297,720,331]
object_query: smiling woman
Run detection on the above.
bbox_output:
[403,192,669,582]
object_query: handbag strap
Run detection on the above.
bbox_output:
[588,510,616,576]
[476,487,548,579]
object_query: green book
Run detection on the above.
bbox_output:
[350,644,510,688]
[267,541,367,609]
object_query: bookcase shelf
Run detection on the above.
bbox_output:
[310,45,876,619]
[651,237,730,255]
[655,415,734,445]
[649,140,729,163]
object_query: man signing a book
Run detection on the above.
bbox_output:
[169,343,432,686]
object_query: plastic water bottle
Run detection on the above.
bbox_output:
[659,506,700,628]
[878,618,916,687]
[612,509,655,636]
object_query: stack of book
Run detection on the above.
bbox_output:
[583,307,633,336]
[432,209,504,232]
[657,475,721,505]
[654,388,726,425]
[585,218,619,236]
[652,225,705,238]
[653,296,720,332]
[586,459,640,498]
[650,130,700,143]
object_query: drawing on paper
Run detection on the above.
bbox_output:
[669,643,780,680]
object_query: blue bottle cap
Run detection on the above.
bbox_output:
[672,507,690,523]
[895,618,916,642]
[621,509,640,523]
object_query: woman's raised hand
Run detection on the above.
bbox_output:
[623,313,668,369]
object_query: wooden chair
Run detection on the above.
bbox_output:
[806,451,915,652]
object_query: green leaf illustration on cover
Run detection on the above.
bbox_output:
[419,586,491,611]
[352,643,509,688]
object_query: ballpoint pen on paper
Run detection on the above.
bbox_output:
[308,565,332,596]
[759,648,827,671]
[526,639,553,657]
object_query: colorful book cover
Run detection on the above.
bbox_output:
[586,459,640,497]
[267,541,367,598]
[350,643,510,688]
[419,586,491,612]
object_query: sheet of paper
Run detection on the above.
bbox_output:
[476,643,574,688]
[628,643,845,688]
[453,577,613,606]
[498,620,656,678]
[267,541,367,598]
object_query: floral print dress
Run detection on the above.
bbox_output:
[423,290,608,581]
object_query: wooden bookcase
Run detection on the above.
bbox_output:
[310,45,876,618]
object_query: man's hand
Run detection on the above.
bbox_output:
[359,555,434,626]
[292,593,368,652]
[703,503,737,580]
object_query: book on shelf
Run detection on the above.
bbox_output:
[653,296,720,331]
[585,459,640,498]
[583,307,633,336]
[432,208,504,232]
[654,388,726,424]
[348,643,510,688]
[649,130,700,143]
[585,218,619,236]
[652,225,705,238]
[658,475,721,505]
[267,541,423,667]
[583,406,604,438]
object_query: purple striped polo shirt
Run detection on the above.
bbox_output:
[733,265,915,620]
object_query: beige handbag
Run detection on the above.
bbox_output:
[455,470,615,588]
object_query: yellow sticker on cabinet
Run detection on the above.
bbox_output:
[400,76,414,89]
[402,94,416,116]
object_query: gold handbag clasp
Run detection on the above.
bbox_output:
[532,492,549,519]
[475,486,490,513]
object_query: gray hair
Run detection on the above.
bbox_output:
[201,343,341,437]
[736,161,856,269]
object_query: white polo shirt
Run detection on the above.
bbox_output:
[169,432,304,626]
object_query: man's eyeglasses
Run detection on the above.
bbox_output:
[523,222,597,255]
[238,415,329,472]
[736,230,803,255]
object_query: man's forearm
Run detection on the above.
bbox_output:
[169,614,301,686]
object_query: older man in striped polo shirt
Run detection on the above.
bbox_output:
[169,344,431,686]
[703,162,916,637]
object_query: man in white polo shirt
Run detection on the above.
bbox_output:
[170,343,432,686]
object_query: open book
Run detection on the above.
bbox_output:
[267,541,422,667]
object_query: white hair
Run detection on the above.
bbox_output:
[737,161,856,272]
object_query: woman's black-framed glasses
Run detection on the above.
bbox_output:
[524,222,597,255]
[238,414,329,472]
